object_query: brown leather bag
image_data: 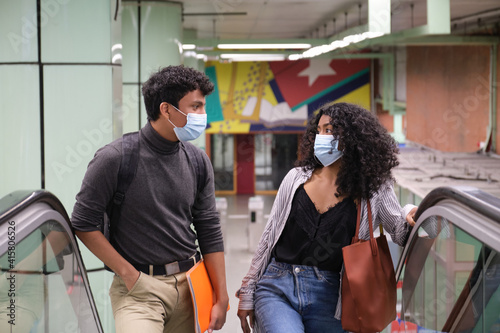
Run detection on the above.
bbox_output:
[341,201,397,333]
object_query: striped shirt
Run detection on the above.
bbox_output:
[236,167,416,318]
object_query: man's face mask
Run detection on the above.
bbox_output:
[168,104,207,141]
[314,134,343,167]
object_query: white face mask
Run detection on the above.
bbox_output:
[168,104,207,141]
[314,134,343,166]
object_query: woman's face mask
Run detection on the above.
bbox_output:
[314,134,343,167]
[168,104,207,141]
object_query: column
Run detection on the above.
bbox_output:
[0,0,41,197]
[0,0,121,332]
[121,1,182,133]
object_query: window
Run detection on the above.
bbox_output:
[254,134,298,191]
[211,134,234,192]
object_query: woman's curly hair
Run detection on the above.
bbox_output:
[295,102,399,200]
[142,65,214,121]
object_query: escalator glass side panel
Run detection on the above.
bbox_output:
[0,191,102,332]
[396,215,500,333]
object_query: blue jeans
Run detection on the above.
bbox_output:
[254,259,345,333]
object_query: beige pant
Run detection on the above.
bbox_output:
[109,271,195,333]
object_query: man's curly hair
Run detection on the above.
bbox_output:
[295,102,399,200]
[142,65,214,121]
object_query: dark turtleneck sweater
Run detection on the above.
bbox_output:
[71,122,223,265]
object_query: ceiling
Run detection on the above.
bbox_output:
[179,0,500,41]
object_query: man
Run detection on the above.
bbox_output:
[72,65,229,333]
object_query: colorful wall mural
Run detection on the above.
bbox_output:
[205,58,371,133]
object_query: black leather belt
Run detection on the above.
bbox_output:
[133,252,201,276]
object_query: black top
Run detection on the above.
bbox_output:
[71,122,223,265]
[272,184,357,271]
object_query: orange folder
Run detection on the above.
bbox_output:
[186,259,230,333]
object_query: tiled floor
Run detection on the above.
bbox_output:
[218,194,276,333]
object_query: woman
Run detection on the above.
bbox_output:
[236,102,417,333]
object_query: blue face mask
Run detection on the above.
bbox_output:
[168,104,207,141]
[314,134,342,167]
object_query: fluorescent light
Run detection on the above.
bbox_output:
[220,53,286,62]
[196,54,208,61]
[289,31,385,60]
[182,51,208,62]
[218,43,311,49]
[112,54,122,64]
[111,43,122,52]
[288,54,302,61]
[182,44,196,50]
[364,31,384,39]
[220,54,286,59]
[183,51,197,57]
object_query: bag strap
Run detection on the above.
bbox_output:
[108,132,140,239]
[367,201,378,256]
[353,202,362,243]
[353,200,379,256]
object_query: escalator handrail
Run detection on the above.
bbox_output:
[0,190,71,226]
[414,185,500,224]
[1,191,109,274]
[0,190,104,332]
[396,185,500,281]
[395,187,500,331]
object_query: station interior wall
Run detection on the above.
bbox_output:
[406,45,499,152]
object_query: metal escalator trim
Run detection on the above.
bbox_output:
[414,186,500,224]
[0,191,104,332]
[0,190,70,227]
[396,186,500,281]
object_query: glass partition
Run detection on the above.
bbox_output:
[254,133,298,192]
[254,134,273,191]
[396,215,500,333]
[211,134,234,192]
[0,193,102,332]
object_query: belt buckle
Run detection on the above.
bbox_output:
[164,261,180,276]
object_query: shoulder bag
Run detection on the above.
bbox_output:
[341,201,397,333]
